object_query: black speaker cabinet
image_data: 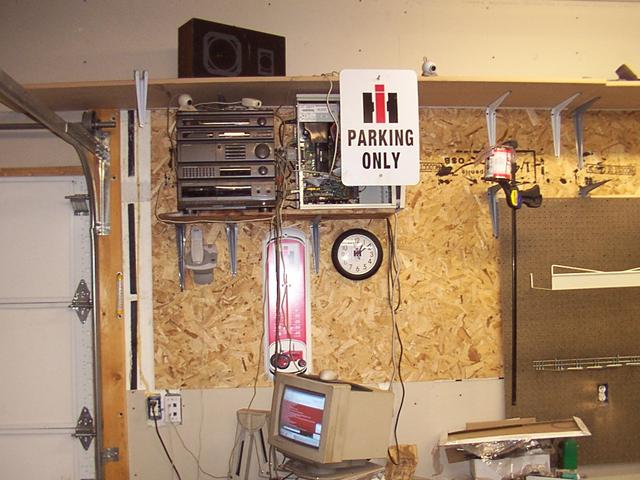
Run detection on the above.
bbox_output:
[179,18,286,78]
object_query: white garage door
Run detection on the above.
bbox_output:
[0,176,95,479]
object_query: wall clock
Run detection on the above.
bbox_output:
[331,228,383,280]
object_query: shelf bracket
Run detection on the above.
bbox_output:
[487,184,501,239]
[134,69,148,128]
[485,91,511,146]
[550,93,580,157]
[571,96,600,169]
[310,217,321,274]
[175,224,186,291]
[226,223,238,277]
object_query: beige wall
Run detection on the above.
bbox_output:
[1,0,640,84]
[127,379,505,479]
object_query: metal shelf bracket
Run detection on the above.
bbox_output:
[310,217,321,274]
[226,223,239,277]
[485,91,511,146]
[175,224,186,291]
[487,184,501,239]
[571,96,600,169]
[134,69,148,128]
[550,93,580,157]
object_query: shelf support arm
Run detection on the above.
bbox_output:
[310,217,321,275]
[571,97,600,169]
[485,91,511,146]
[487,184,501,239]
[175,224,186,291]
[226,223,239,277]
[550,93,580,158]
[134,70,148,128]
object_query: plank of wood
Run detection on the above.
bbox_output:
[95,110,129,480]
[465,417,537,431]
[0,166,83,177]
[22,75,640,111]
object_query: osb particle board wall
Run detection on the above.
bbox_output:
[151,108,640,389]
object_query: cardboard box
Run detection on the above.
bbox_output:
[441,417,590,447]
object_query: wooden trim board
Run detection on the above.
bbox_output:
[95,110,130,480]
[21,75,640,111]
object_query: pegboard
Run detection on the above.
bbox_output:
[500,198,640,464]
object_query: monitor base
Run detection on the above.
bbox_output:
[282,459,384,480]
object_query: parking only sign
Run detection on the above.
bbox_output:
[339,69,420,186]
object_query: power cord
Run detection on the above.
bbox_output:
[151,400,183,480]
[170,423,227,479]
[386,215,406,466]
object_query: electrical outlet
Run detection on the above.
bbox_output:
[147,394,163,421]
[597,383,609,404]
[165,393,182,424]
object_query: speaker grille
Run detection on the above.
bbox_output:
[224,144,247,160]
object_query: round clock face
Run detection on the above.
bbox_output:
[331,229,383,280]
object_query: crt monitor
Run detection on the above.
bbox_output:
[269,373,394,469]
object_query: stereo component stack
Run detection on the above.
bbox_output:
[176,110,276,212]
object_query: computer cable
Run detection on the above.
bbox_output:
[151,401,183,480]
[386,214,406,465]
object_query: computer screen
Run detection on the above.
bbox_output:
[279,386,325,448]
[269,373,394,473]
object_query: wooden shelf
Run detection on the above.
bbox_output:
[22,75,640,111]
[158,208,396,223]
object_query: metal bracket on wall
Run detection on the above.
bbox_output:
[226,223,238,276]
[66,194,90,216]
[102,447,120,463]
[95,129,112,236]
[571,97,600,169]
[310,217,321,274]
[134,70,149,128]
[69,279,93,324]
[486,91,511,146]
[175,224,186,291]
[487,184,501,238]
[72,406,96,450]
[551,93,580,157]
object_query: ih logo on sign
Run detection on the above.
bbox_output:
[340,69,420,186]
[363,84,398,124]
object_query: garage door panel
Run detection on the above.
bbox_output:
[0,307,74,425]
[0,179,74,301]
[0,434,78,479]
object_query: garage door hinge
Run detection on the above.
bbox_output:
[102,447,120,463]
[69,279,93,324]
[72,406,96,450]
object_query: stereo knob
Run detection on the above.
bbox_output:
[258,165,269,175]
[254,143,271,159]
[257,117,267,126]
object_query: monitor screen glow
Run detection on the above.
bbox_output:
[279,386,326,449]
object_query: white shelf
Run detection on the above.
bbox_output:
[530,264,640,291]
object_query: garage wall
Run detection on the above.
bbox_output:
[1,0,640,84]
